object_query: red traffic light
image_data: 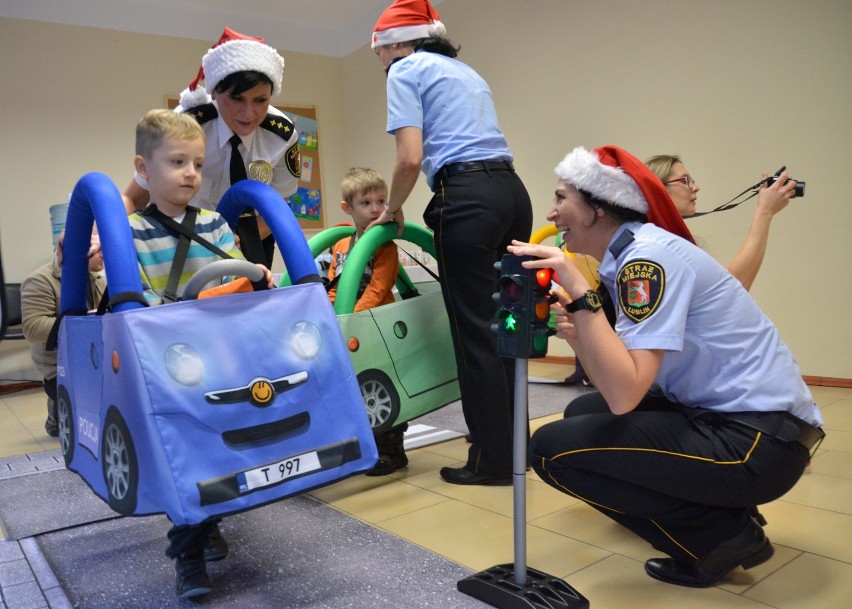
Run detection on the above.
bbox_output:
[535,268,553,288]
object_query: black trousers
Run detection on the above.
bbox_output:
[166,520,219,559]
[424,168,532,476]
[531,392,809,562]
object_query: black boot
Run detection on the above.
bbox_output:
[563,359,591,386]
[366,424,409,476]
[203,522,229,561]
[175,552,212,598]
[644,519,774,588]
[44,398,59,438]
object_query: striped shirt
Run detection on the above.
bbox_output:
[129,206,243,306]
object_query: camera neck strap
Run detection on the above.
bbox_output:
[689,177,766,218]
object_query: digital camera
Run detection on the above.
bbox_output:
[767,166,806,198]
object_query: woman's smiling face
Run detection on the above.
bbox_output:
[546,180,598,255]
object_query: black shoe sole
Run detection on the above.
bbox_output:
[178,585,213,599]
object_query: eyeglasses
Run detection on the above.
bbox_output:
[664,175,696,189]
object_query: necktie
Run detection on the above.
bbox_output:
[229,135,247,184]
[229,134,267,267]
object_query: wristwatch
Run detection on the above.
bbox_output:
[566,290,603,314]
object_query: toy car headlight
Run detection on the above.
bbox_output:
[164,343,204,386]
[291,321,321,360]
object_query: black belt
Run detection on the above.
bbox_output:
[434,159,515,182]
[725,411,825,453]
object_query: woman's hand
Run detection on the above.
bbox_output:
[506,240,592,298]
[366,206,405,234]
[757,169,796,217]
[550,290,580,345]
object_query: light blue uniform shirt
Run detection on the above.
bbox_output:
[386,51,512,189]
[598,222,821,426]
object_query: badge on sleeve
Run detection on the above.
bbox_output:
[617,260,665,323]
[286,143,301,178]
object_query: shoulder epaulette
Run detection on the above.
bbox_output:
[261,114,295,140]
[183,103,218,125]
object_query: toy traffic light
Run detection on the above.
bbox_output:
[529,265,556,357]
[492,254,556,359]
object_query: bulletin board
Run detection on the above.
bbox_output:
[280,105,324,229]
[166,98,325,229]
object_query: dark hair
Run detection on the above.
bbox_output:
[214,71,274,97]
[577,189,647,224]
[411,37,459,58]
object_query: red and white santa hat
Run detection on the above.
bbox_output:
[371,0,446,49]
[555,145,695,243]
[179,27,285,109]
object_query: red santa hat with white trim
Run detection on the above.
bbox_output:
[179,27,285,109]
[555,145,695,243]
[371,0,446,49]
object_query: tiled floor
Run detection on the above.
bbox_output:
[1,362,850,608]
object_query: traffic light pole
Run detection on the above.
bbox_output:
[457,355,589,609]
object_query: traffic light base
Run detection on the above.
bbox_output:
[458,563,589,609]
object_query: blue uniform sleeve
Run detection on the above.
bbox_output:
[386,62,424,133]
[615,241,696,353]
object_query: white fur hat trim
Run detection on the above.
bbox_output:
[371,21,446,48]
[202,39,284,97]
[554,147,648,214]
[178,85,212,109]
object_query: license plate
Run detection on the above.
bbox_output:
[236,451,321,492]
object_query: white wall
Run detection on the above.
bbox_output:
[339,0,852,379]
[2,0,850,379]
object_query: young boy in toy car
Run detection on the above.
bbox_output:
[129,109,273,598]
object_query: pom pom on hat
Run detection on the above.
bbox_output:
[179,27,285,108]
[555,146,695,243]
[371,0,446,49]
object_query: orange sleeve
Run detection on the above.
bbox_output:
[354,242,399,312]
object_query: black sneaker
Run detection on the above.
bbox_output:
[44,420,59,438]
[203,524,229,561]
[175,553,212,598]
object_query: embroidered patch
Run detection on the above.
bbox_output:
[286,143,301,178]
[617,260,665,323]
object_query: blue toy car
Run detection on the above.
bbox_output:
[56,175,377,525]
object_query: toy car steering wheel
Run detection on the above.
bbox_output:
[182,259,265,300]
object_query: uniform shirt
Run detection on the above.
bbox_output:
[327,236,398,312]
[129,206,244,306]
[598,221,822,426]
[386,51,512,189]
[142,102,301,211]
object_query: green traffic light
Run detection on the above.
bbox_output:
[504,313,518,333]
[531,333,548,354]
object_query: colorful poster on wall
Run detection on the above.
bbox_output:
[283,107,324,228]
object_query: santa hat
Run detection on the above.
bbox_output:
[555,146,695,243]
[371,0,446,49]
[179,27,285,108]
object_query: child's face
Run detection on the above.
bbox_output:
[344,188,388,232]
[136,135,205,213]
[214,82,273,137]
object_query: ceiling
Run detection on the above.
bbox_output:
[0,0,444,58]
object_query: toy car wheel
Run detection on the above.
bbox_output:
[57,385,75,466]
[357,370,401,432]
[101,408,139,515]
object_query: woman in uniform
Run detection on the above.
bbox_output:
[509,145,822,588]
